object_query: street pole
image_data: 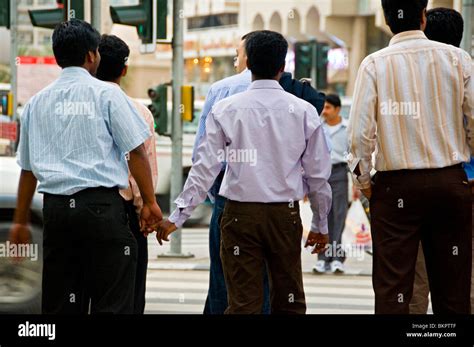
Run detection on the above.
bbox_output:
[9,0,17,123]
[91,0,102,31]
[310,39,317,89]
[164,0,193,258]
[462,0,474,57]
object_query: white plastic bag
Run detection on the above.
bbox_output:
[341,199,372,252]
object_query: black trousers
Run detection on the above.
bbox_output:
[42,187,137,314]
[124,200,148,314]
[371,164,472,314]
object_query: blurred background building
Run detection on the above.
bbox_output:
[0,0,468,100]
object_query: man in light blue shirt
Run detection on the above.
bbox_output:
[10,20,162,314]
[313,94,349,275]
[191,34,261,315]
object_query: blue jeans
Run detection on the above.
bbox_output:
[204,173,271,314]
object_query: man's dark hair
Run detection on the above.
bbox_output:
[52,19,101,68]
[425,8,464,48]
[382,0,428,34]
[325,94,341,108]
[245,30,288,79]
[97,34,130,82]
[241,32,255,41]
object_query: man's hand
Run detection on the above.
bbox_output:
[305,231,329,255]
[10,223,31,245]
[140,201,163,236]
[352,186,362,200]
[156,219,177,246]
[10,224,31,262]
[361,187,372,200]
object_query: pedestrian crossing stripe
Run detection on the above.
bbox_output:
[144,270,374,314]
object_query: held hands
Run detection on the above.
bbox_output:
[305,231,329,255]
[140,201,163,236]
[155,219,177,245]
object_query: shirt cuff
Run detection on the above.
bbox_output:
[352,172,372,190]
[168,208,187,228]
[311,217,328,235]
[16,154,31,171]
[122,127,152,154]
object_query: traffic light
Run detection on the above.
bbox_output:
[0,92,13,116]
[110,0,167,54]
[0,0,10,29]
[316,42,330,90]
[294,41,315,81]
[148,84,169,136]
[181,86,194,122]
[28,0,84,30]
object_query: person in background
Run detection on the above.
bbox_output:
[96,34,158,314]
[156,30,332,314]
[313,94,349,275]
[410,7,473,314]
[348,0,473,314]
[10,19,162,314]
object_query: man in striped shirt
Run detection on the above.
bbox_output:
[10,20,162,314]
[348,0,473,314]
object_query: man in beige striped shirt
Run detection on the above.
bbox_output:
[348,0,473,314]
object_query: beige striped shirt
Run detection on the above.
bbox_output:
[348,30,473,189]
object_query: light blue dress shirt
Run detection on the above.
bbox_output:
[192,69,252,163]
[323,118,348,165]
[17,67,151,195]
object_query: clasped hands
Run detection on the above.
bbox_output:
[139,201,177,245]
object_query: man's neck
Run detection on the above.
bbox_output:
[326,115,342,126]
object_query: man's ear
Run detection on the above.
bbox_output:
[280,63,286,73]
[421,8,427,31]
[122,65,128,77]
[86,50,99,64]
[85,51,93,64]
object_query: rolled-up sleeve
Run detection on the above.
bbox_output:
[108,90,151,154]
[302,112,332,235]
[169,110,226,227]
[17,103,32,171]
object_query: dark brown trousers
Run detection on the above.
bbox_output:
[371,164,472,314]
[220,200,306,314]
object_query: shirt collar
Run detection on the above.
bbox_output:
[61,66,92,77]
[324,117,348,128]
[389,30,428,46]
[248,79,284,91]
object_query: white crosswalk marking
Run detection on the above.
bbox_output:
[144,270,375,314]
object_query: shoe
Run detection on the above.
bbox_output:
[312,260,327,274]
[330,260,345,274]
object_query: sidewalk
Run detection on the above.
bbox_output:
[147,226,373,276]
